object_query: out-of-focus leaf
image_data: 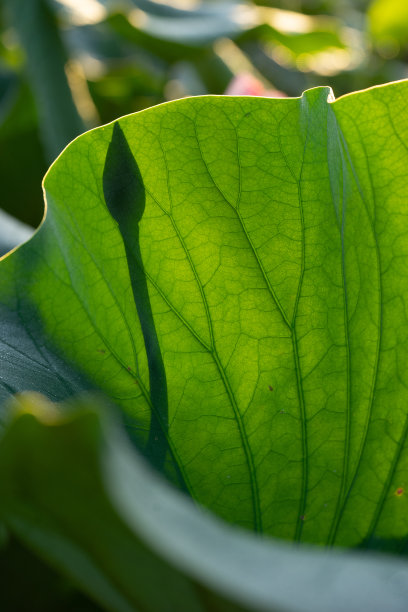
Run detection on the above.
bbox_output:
[106,12,207,62]
[4,0,85,160]
[237,7,363,78]
[368,0,408,49]
[129,0,202,19]
[88,64,164,123]
[0,523,7,549]
[0,534,102,611]
[0,70,19,126]
[130,0,249,21]
[129,5,250,47]
[1,394,408,612]
[0,78,47,226]
[0,210,33,257]
[166,61,208,98]
[106,1,260,57]
[193,48,235,95]
[239,17,347,57]
[267,25,346,56]
[238,39,308,95]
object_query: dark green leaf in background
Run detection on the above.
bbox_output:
[0,532,102,612]
[3,0,86,160]
[0,78,48,227]
[1,394,408,612]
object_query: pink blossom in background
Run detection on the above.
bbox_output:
[225,73,286,97]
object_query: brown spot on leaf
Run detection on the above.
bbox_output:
[395,487,404,497]
[268,385,274,391]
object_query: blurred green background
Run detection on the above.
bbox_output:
[0,0,407,227]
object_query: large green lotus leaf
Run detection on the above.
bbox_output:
[1,393,408,612]
[2,82,408,550]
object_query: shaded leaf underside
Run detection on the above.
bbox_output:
[2,396,408,612]
[2,82,408,550]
